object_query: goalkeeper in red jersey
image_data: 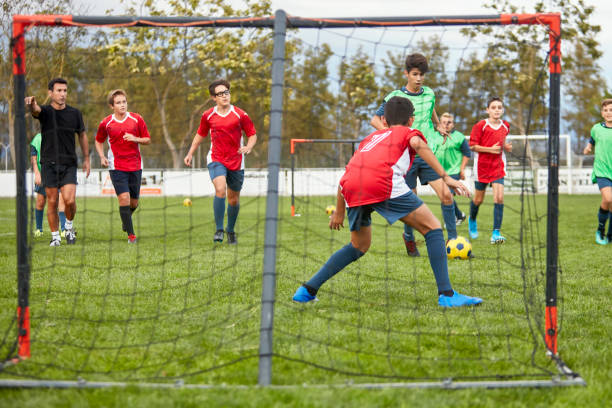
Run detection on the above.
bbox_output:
[293,96,482,308]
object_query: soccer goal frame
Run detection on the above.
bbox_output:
[8,11,582,389]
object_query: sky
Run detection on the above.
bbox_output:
[78,0,612,88]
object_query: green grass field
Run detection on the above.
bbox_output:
[0,194,610,407]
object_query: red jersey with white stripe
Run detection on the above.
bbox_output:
[339,126,426,207]
[469,119,510,183]
[95,113,150,172]
[197,105,256,171]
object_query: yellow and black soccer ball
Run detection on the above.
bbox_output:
[325,205,336,216]
[446,236,472,260]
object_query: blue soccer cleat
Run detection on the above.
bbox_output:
[468,217,478,239]
[292,285,318,303]
[438,291,483,307]
[490,229,506,244]
[595,230,608,245]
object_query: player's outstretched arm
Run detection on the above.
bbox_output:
[24,96,41,117]
[583,143,593,155]
[184,134,205,167]
[410,136,470,197]
[329,187,346,230]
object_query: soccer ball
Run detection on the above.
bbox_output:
[325,205,336,216]
[446,236,472,260]
[183,198,192,207]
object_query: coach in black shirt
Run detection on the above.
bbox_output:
[25,78,90,246]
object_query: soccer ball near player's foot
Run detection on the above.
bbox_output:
[325,205,336,216]
[183,198,192,207]
[446,236,472,260]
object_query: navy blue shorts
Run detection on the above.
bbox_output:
[347,192,424,232]
[208,161,244,192]
[41,162,77,189]
[596,177,612,190]
[474,178,504,191]
[34,184,46,197]
[404,157,441,188]
[109,169,142,198]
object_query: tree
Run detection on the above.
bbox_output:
[1,0,84,168]
[103,0,275,168]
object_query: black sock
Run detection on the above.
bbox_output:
[303,284,318,296]
[130,206,137,214]
[598,207,609,234]
[470,201,480,220]
[439,289,454,297]
[119,206,134,235]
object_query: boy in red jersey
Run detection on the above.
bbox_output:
[468,97,512,244]
[293,97,482,308]
[184,79,257,244]
[95,89,151,243]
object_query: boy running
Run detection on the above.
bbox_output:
[95,89,151,244]
[293,97,482,308]
[371,53,456,257]
[184,79,257,244]
[583,98,612,245]
[468,97,512,244]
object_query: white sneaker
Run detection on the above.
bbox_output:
[49,238,61,247]
[65,229,77,245]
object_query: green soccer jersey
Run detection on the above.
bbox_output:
[377,86,438,153]
[30,133,42,171]
[432,130,468,175]
[590,123,612,182]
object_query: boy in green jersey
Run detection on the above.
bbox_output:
[30,133,66,237]
[371,53,456,257]
[433,113,471,225]
[583,98,612,245]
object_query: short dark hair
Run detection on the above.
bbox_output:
[384,96,415,126]
[405,53,428,74]
[208,79,230,96]
[48,78,67,91]
[107,89,127,106]
[601,99,612,109]
[487,96,503,107]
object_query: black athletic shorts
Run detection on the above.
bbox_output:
[109,169,142,198]
[41,162,77,188]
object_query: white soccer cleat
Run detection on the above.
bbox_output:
[49,238,61,247]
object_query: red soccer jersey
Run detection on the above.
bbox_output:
[197,105,257,171]
[339,127,426,207]
[469,119,510,183]
[95,113,150,172]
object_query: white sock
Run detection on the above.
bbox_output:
[64,220,73,230]
[52,231,60,241]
